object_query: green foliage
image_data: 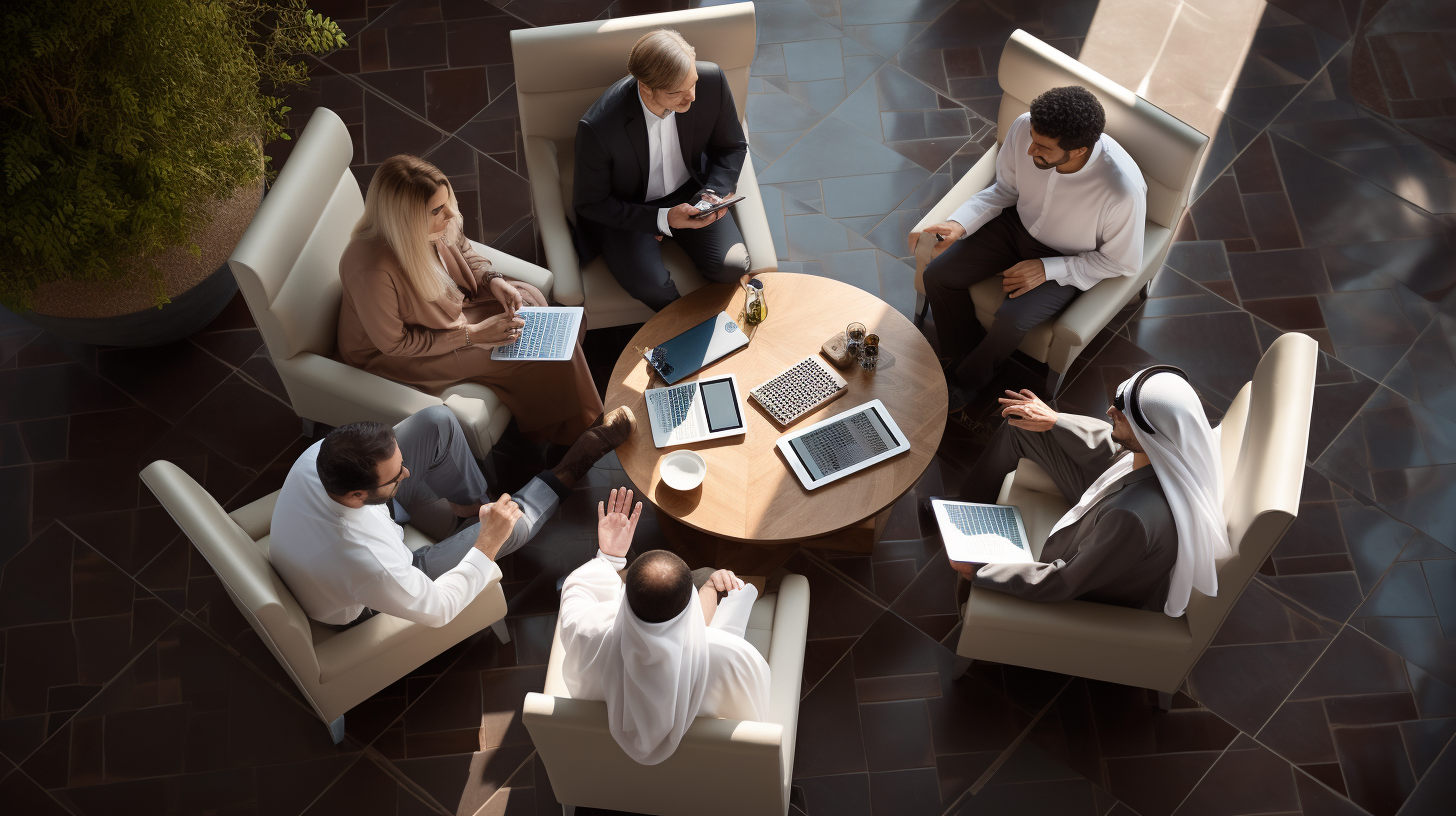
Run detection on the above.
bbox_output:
[0,0,345,310]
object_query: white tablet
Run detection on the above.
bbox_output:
[775,399,910,490]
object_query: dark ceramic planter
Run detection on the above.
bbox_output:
[16,262,240,348]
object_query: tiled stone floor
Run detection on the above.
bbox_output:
[3,0,1456,814]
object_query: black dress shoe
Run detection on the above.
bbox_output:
[946,380,972,414]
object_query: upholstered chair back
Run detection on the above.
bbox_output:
[512,2,757,224]
[229,107,362,361]
[1183,332,1318,647]
[994,30,1206,229]
[140,461,321,696]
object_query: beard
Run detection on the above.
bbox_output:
[1032,153,1070,170]
[360,488,393,507]
[1110,425,1143,452]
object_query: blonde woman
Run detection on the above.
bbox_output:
[337,154,604,445]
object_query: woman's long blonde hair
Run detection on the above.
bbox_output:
[353,155,461,302]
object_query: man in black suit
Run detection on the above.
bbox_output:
[573,29,751,311]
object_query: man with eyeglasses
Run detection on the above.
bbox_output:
[268,405,634,629]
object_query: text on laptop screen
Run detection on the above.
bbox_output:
[701,379,743,433]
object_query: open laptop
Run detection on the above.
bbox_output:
[490,306,584,361]
[930,500,1034,564]
[643,311,749,385]
[645,374,747,448]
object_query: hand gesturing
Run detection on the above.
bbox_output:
[597,487,642,558]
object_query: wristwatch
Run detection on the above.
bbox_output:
[484,271,506,286]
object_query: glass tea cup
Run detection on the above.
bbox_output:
[860,333,880,372]
[846,322,867,358]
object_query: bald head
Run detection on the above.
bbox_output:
[625,550,693,623]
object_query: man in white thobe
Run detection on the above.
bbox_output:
[558,488,770,765]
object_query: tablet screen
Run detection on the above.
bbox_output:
[788,405,898,481]
[701,378,743,433]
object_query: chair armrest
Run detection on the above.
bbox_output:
[469,239,554,301]
[907,143,1000,252]
[524,136,583,306]
[732,162,779,275]
[966,587,1192,652]
[228,490,282,541]
[765,573,808,789]
[1050,268,1147,350]
[314,571,505,682]
[278,352,442,422]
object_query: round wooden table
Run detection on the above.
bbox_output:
[604,273,947,547]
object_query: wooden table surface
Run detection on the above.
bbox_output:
[604,273,947,543]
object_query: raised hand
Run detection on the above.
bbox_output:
[999,389,1058,431]
[597,487,643,558]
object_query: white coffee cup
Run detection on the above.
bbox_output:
[660,450,707,491]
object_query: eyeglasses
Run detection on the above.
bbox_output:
[375,462,407,491]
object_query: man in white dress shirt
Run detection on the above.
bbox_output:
[558,488,770,765]
[268,405,634,629]
[920,86,1147,412]
[572,29,752,311]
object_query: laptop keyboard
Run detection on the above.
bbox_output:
[649,382,703,442]
[494,310,575,360]
[946,504,1026,549]
[800,412,888,474]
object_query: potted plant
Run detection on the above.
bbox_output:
[0,0,345,346]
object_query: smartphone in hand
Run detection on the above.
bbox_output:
[690,195,745,219]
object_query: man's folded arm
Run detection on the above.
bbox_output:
[572,120,663,234]
[359,548,501,628]
[972,508,1148,602]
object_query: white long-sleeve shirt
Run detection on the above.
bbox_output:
[949,113,1147,291]
[559,552,768,721]
[640,89,691,237]
[268,441,500,627]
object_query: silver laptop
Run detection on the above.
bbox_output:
[490,306,584,361]
[645,375,747,448]
[931,500,1034,564]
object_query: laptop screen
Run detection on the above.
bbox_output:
[701,378,743,433]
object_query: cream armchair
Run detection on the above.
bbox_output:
[954,332,1318,696]
[228,107,555,457]
[909,30,1208,397]
[511,2,778,330]
[141,460,510,743]
[524,574,810,816]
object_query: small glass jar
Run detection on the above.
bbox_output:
[860,333,880,372]
[743,277,767,325]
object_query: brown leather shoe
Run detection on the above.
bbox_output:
[552,406,636,488]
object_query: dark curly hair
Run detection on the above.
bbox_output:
[1029,86,1106,153]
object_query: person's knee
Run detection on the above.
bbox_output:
[923,254,956,291]
[992,303,1048,334]
[418,405,455,427]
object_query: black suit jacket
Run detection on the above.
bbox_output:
[571,62,748,263]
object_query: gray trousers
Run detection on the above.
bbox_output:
[924,210,1080,393]
[391,406,564,578]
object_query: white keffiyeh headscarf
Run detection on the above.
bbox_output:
[1119,370,1229,616]
[1044,369,1227,616]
